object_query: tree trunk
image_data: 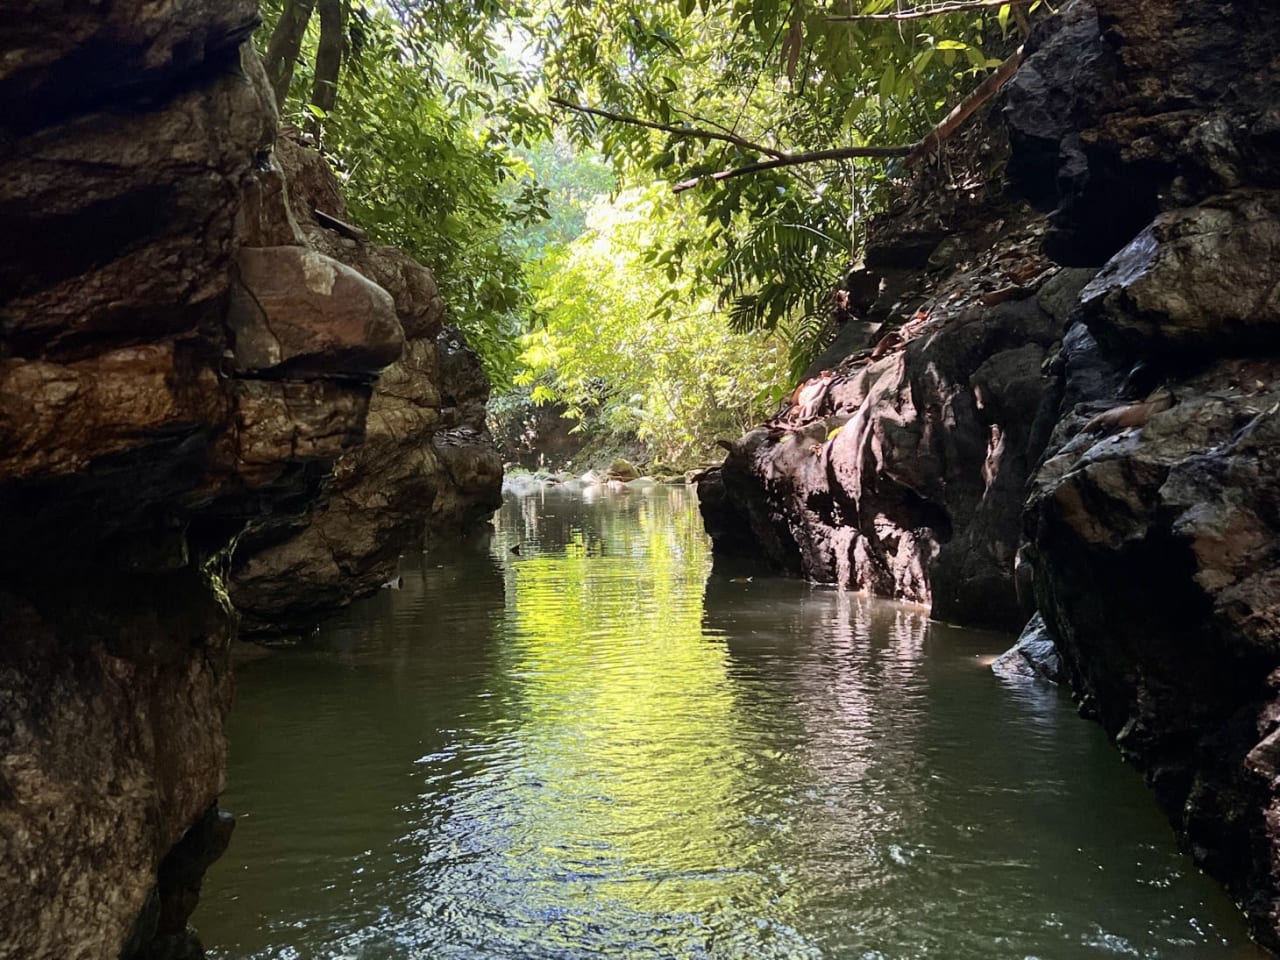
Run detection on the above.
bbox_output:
[264,0,317,109]
[308,0,347,141]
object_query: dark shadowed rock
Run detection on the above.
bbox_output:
[491,397,587,470]
[0,3,497,956]
[701,203,1082,631]
[0,28,331,958]
[0,1,260,138]
[1079,191,1280,358]
[1006,0,1280,944]
[1025,351,1280,945]
[1005,0,1280,268]
[992,613,1063,683]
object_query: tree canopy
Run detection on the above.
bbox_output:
[254,0,1039,466]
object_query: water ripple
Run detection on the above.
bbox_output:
[200,488,1263,960]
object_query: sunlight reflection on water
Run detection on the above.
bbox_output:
[200,486,1264,960]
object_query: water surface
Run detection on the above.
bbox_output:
[201,485,1262,959]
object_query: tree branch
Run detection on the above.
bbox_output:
[672,45,1023,191]
[827,0,1037,22]
[905,45,1023,164]
[549,96,789,160]
[555,37,1024,195]
[673,145,912,193]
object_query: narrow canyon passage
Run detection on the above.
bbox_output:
[198,488,1260,959]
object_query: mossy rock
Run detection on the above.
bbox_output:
[605,457,640,481]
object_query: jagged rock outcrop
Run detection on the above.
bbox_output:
[0,4,499,959]
[227,138,502,634]
[699,0,1280,944]
[699,152,1075,630]
[1006,0,1280,946]
[990,612,1063,683]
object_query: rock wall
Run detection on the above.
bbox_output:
[1008,0,1280,946]
[700,0,1280,945]
[699,136,1074,631]
[0,4,500,958]
[228,138,502,635]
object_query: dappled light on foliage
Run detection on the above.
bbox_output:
[516,186,789,466]
[255,0,1041,454]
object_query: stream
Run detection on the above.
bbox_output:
[199,485,1263,959]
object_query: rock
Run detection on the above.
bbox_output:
[0,23,330,957]
[698,3,1280,940]
[1026,351,1280,943]
[0,344,223,481]
[1005,0,1280,267]
[605,457,640,481]
[0,3,500,955]
[229,143,501,635]
[992,613,1063,683]
[699,204,1078,630]
[228,246,403,378]
[1006,0,1280,944]
[0,1,260,139]
[0,574,235,960]
[1079,191,1280,358]
[1002,0,1152,265]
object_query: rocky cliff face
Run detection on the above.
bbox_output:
[0,4,499,958]
[1008,0,1280,946]
[699,131,1075,631]
[700,0,1280,943]
[228,138,502,635]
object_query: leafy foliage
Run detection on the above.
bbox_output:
[536,0,1027,367]
[256,0,1034,455]
[516,186,789,467]
[256,0,548,385]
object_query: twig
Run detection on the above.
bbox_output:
[549,96,788,159]
[827,0,1035,22]
[905,45,1023,164]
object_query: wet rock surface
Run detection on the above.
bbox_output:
[991,613,1063,684]
[700,191,1072,631]
[1011,2,1280,944]
[0,5,499,958]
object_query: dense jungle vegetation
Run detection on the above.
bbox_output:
[256,0,1033,468]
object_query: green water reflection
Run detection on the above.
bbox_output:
[199,486,1265,959]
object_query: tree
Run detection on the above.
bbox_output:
[516,185,790,466]
[534,0,1038,367]
[254,0,548,386]
[254,0,1042,440]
